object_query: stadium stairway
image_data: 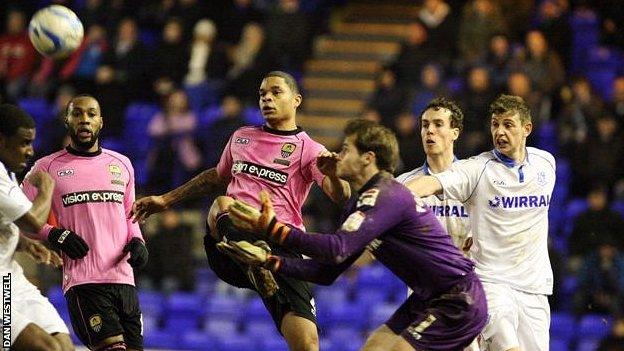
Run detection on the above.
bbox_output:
[298,1,420,149]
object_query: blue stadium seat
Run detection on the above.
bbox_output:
[243,107,264,125]
[535,121,558,156]
[611,200,624,217]
[576,338,601,351]
[216,334,255,351]
[584,47,622,100]
[205,319,238,337]
[205,294,243,322]
[197,105,221,129]
[180,330,217,350]
[570,11,600,73]
[549,337,569,351]
[315,285,349,308]
[356,263,394,291]
[143,330,180,348]
[244,320,278,339]
[550,312,575,339]
[353,289,387,312]
[262,334,289,351]
[368,303,399,330]
[243,296,273,321]
[123,103,159,160]
[579,315,612,339]
[166,292,205,314]
[185,82,223,112]
[319,302,367,329]
[18,98,53,125]
[162,313,201,332]
[99,137,125,154]
[561,198,588,238]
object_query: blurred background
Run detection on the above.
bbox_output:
[2,0,624,350]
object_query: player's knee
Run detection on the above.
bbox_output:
[208,196,235,236]
[30,338,62,351]
[292,333,319,351]
[52,332,75,351]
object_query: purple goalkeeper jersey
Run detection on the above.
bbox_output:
[22,147,143,292]
[216,125,325,230]
[276,173,476,301]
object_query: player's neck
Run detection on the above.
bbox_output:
[70,141,100,154]
[426,151,454,174]
[502,146,526,165]
[266,117,297,131]
[352,167,379,192]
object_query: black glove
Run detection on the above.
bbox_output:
[48,228,89,259]
[123,238,148,269]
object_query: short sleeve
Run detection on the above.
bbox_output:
[216,134,235,182]
[301,140,325,186]
[432,157,488,203]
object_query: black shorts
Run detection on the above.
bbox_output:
[65,283,143,349]
[204,232,317,332]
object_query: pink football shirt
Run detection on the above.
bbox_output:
[217,126,325,229]
[22,147,143,292]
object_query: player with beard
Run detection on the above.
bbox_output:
[22,95,148,351]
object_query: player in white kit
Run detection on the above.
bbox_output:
[0,104,74,351]
[392,97,475,351]
[407,95,555,351]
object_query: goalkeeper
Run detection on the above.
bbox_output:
[221,119,487,351]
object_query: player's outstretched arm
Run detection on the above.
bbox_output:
[131,167,225,222]
[16,235,63,267]
[405,175,443,197]
[318,151,351,204]
[14,171,54,234]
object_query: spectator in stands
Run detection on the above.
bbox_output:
[152,18,189,96]
[37,85,73,157]
[417,0,456,66]
[147,89,202,193]
[102,17,152,102]
[506,71,551,134]
[483,33,517,93]
[60,24,109,94]
[536,0,572,70]
[183,19,229,94]
[392,21,434,88]
[519,30,565,97]
[598,317,624,351]
[145,209,195,292]
[218,0,265,44]
[202,95,246,168]
[93,65,127,138]
[458,0,506,66]
[265,0,312,72]
[394,111,424,172]
[367,68,409,129]
[411,63,448,116]
[0,9,36,102]
[609,76,624,124]
[595,0,624,49]
[171,0,207,41]
[573,235,624,316]
[457,66,494,157]
[79,0,108,28]
[569,185,624,268]
[558,76,604,153]
[572,115,624,195]
[226,23,275,105]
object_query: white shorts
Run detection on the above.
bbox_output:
[1,273,68,344]
[480,282,550,351]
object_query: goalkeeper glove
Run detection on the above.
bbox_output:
[123,238,148,269]
[48,228,89,259]
[228,191,291,243]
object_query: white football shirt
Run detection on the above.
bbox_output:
[433,147,555,294]
[0,161,31,276]
[396,159,471,251]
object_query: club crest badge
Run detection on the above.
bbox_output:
[280,143,296,158]
[89,314,102,332]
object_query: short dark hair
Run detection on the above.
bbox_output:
[0,104,35,137]
[489,94,532,124]
[264,71,299,94]
[344,119,399,173]
[421,97,464,132]
[65,94,99,116]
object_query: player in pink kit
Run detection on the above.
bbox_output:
[22,95,147,351]
[132,71,350,351]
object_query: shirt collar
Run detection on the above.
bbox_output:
[66,145,102,157]
[492,148,529,168]
[358,172,388,195]
[422,155,458,175]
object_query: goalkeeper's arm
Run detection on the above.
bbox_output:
[268,251,361,286]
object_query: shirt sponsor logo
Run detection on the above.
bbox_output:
[235,137,250,145]
[428,205,469,218]
[280,143,296,158]
[273,158,291,166]
[61,190,124,207]
[232,160,288,185]
[488,195,550,209]
[57,169,74,177]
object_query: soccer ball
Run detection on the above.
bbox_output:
[28,5,84,58]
